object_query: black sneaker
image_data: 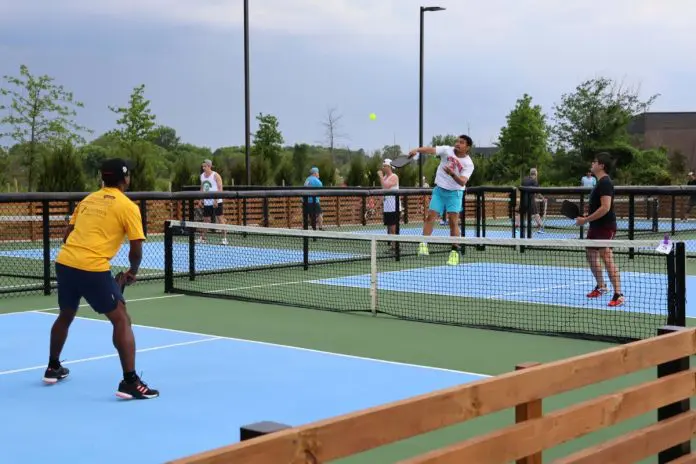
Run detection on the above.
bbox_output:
[116,376,159,400]
[43,365,70,384]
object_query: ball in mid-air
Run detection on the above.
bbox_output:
[369,113,377,120]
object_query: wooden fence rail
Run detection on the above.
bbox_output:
[168,326,696,464]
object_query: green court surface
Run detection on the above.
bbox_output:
[3,279,694,463]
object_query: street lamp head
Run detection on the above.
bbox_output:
[421,6,445,12]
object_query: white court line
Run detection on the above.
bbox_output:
[0,294,184,317]
[28,311,489,378]
[0,336,222,376]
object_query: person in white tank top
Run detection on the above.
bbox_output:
[198,159,227,244]
[378,159,400,245]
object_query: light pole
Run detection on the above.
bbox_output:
[244,0,251,185]
[419,6,445,187]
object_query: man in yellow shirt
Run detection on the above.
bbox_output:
[44,158,159,400]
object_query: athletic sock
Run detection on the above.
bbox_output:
[124,371,138,384]
[48,358,61,370]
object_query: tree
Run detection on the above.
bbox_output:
[669,150,688,179]
[110,141,157,191]
[346,154,367,186]
[78,144,110,187]
[109,84,157,144]
[0,147,9,190]
[551,77,659,156]
[171,156,198,191]
[252,113,284,166]
[148,125,180,151]
[292,143,310,185]
[37,142,87,192]
[430,134,458,146]
[321,107,347,157]
[494,93,550,183]
[0,64,91,190]
[314,156,336,186]
[274,154,295,186]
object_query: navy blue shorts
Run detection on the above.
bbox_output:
[55,263,125,314]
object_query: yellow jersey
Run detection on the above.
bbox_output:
[56,187,146,272]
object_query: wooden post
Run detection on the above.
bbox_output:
[657,326,692,464]
[515,362,543,464]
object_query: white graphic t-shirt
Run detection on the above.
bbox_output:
[433,146,475,191]
[200,171,223,206]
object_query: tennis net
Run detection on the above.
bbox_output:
[163,220,686,343]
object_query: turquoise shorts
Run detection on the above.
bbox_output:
[429,186,463,215]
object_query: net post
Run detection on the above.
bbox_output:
[41,200,51,295]
[262,197,269,227]
[510,189,516,239]
[475,192,484,252]
[164,221,173,293]
[475,191,482,238]
[673,242,687,327]
[139,199,148,236]
[515,362,543,464]
[461,193,467,239]
[657,325,692,464]
[628,194,635,259]
[361,196,367,226]
[187,199,195,280]
[301,196,308,230]
[370,238,377,315]
[519,190,526,254]
[579,193,585,239]
[303,235,309,271]
[302,196,309,270]
[671,195,677,235]
[188,221,196,282]
[242,198,248,226]
[519,189,526,240]
[481,191,487,238]
[526,190,533,239]
[395,195,401,261]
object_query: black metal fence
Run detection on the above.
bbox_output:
[1,184,694,299]
[518,186,696,241]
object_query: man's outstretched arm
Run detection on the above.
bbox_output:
[408,146,437,158]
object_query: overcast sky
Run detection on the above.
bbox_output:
[1,0,695,154]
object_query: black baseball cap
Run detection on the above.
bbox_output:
[100,158,133,182]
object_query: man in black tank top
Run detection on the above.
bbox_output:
[574,152,624,307]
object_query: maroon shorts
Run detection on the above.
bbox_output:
[586,226,616,240]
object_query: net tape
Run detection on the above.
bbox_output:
[167,220,671,252]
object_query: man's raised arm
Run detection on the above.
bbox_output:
[408,147,437,158]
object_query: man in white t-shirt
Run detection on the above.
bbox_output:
[408,134,475,265]
[198,159,227,244]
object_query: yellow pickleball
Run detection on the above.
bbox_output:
[369,113,376,120]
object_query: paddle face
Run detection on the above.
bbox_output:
[390,156,412,168]
[560,200,581,219]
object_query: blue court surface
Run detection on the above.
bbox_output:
[0,311,485,464]
[313,263,696,317]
